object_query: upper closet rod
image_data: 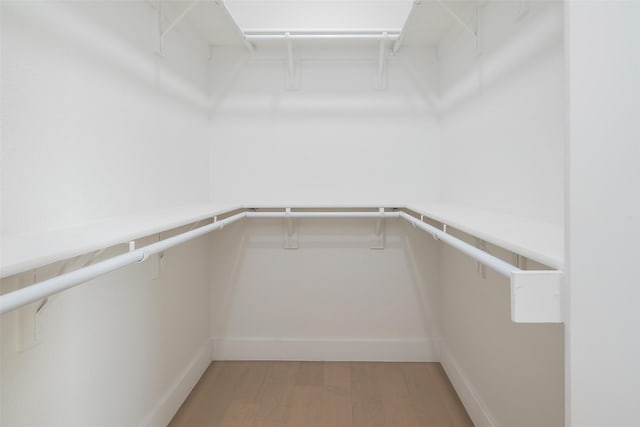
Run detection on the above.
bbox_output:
[0,208,521,316]
[245,33,400,41]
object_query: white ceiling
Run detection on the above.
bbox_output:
[226,0,413,32]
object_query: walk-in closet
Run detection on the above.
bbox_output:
[2,1,639,426]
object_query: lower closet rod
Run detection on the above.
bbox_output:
[397,211,520,277]
[0,209,521,315]
[0,212,247,315]
[248,210,519,277]
[246,211,400,219]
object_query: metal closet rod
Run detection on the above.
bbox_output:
[0,208,520,315]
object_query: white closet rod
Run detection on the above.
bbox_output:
[0,212,246,315]
[248,210,519,277]
[0,209,520,315]
[245,33,400,41]
[397,211,519,277]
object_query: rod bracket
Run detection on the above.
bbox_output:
[137,250,150,264]
[510,271,563,323]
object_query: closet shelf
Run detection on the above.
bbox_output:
[406,203,564,270]
[1,203,564,323]
[1,202,563,279]
[0,203,240,279]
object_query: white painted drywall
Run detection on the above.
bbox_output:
[439,237,564,427]
[204,40,443,362]
[0,234,212,427]
[1,1,211,237]
[436,2,566,426]
[566,2,640,426]
[1,2,214,425]
[209,219,442,361]
[0,1,578,426]
[439,0,565,224]
[207,45,441,205]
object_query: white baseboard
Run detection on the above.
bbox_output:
[439,343,499,427]
[141,341,212,427]
[212,337,437,362]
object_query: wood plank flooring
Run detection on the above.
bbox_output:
[169,362,474,427]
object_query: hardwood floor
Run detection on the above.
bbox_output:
[169,361,474,427]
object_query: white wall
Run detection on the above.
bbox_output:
[1,1,211,236]
[1,235,212,427]
[435,2,566,426]
[439,237,564,427]
[1,2,214,425]
[566,2,640,426]
[204,41,443,361]
[209,218,442,361]
[439,0,565,224]
[0,1,580,426]
[207,45,441,205]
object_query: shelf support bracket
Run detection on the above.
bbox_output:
[516,0,528,20]
[285,32,297,90]
[158,1,200,56]
[436,0,480,55]
[377,32,388,89]
[371,208,385,249]
[476,238,488,279]
[16,270,39,352]
[284,208,298,249]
